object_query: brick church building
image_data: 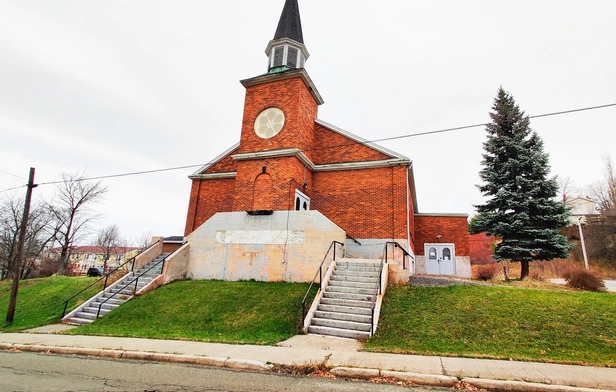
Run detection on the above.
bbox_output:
[177,0,470,282]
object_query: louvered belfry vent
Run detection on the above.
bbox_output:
[265,0,309,73]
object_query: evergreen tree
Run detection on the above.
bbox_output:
[475,88,572,279]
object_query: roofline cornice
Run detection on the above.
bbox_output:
[240,68,324,105]
[231,148,411,172]
[189,172,237,180]
[189,143,240,178]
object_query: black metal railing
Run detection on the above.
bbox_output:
[384,241,414,270]
[301,241,344,324]
[61,240,160,318]
[95,251,175,319]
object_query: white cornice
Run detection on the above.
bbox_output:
[189,172,237,180]
[240,69,324,105]
[415,213,469,218]
[189,143,240,178]
[232,148,411,172]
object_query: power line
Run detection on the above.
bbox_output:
[37,164,205,186]
[4,101,615,189]
[0,185,27,194]
[0,169,26,180]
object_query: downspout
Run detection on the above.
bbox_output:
[405,165,411,257]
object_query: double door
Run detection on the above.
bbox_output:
[425,244,455,276]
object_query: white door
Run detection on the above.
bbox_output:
[425,244,456,276]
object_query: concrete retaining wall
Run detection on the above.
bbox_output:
[185,211,346,282]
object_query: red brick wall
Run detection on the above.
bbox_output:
[184,178,236,235]
[252,173,273,210]
[162,242,182,253]
[232,157,312,212]
[469,233,496,265]
[312,166,409,240]
[414,215,469,256]
[313,124,390,165]
[205,150,238,173]
[238,77,318,157]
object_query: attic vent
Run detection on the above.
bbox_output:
[287,47,298,68]
[273,47,284,67]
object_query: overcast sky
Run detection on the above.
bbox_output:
[1,0,615,244]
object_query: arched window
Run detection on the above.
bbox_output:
[252,173,273,210]
[428,247,437,260]
[442,248,451,261]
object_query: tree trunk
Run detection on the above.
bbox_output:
[520,260,530,280]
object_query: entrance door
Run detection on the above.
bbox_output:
[425,244,456,276]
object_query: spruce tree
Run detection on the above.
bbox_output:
[475,87,572,279]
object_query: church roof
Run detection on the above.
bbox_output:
[273,0,304,43]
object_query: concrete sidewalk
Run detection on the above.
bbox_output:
[1,326,614,392]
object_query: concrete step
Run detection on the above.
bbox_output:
[320,297,373,308]
[92,297,126,306]
[326,285,375,296]
[311,317,372,332]
[307,325,371,341]
[327,280,375,289]
[330,275,378,284]
[314,310,372,324]
[322,291,375,302]
[335,264,381,271]
[83,306,116,314]
[65,317,94,325]
[317,304,373,316]
[333,270,379,278]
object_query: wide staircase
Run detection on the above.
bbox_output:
[307,259,382,341]
[63,253,169,325]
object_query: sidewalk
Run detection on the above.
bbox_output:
[1,325,615,392]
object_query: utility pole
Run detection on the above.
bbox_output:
[6,167,37,323]
[577,216,589,271]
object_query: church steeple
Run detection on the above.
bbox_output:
[265,0,309,73]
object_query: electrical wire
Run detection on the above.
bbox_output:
[1,101,614,191]
[0,169,26,180]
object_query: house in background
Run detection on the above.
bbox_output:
[565,197,600,225]
[48,246,140,276]
[173,0,470,281]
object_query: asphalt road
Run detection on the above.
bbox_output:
[0,351,447,392]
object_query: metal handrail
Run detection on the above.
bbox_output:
[370,253,386,335]
[301,241,344,323]
[384,241,414,270]
[61,240,160,317]
[94,247,179,319]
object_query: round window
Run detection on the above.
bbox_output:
[254,107,285,139]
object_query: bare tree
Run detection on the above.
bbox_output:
[588,155,616,211]
[95,225,123,272]
[48,171,108,276]
[558,175,576,203]
[134,230,153,248]
[0,194,55,280]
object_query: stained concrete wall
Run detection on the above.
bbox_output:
[185,211,346,282]
[415,255,471,278]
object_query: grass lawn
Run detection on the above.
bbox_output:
[66,280,313,345]
[366,285,616,366]
[0,276,101,332]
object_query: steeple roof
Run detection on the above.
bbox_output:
[273,0,304,44]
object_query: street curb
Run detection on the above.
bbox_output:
[381,370,458,387]
[462,378,615,392]
[1,344,613,392]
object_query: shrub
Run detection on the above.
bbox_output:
[564,270,606,292]
[472,264,500,281]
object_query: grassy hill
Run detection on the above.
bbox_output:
[1,277,614,366]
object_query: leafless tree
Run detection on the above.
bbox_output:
[558,175,576,203]
[48,171,108,276]
[134,230,153,248]
[588,155,616,211]
[95,224,124,272]
[0,194,55,280]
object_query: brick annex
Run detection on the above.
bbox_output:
[173,0,470,282]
